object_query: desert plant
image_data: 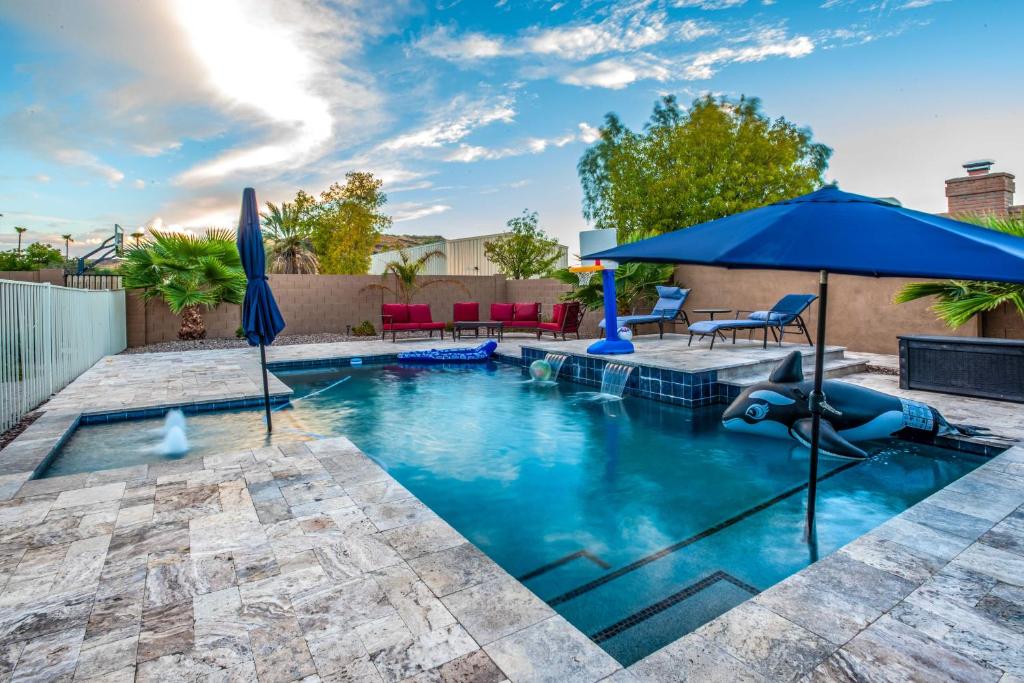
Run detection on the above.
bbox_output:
[121,229,246,340]
[61,234,73,261]
[895,215,1024,327]
[14,226,27,253]
[362,249,468,304]
[261,201,319,274]
[351,320,376,337]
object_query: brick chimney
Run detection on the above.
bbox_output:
[945,159,1016,216]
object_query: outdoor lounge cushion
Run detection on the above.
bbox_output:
[599,286,689,328]
[408,304,433,323]
[688,319,769,335]
[504,320,538,328]
[748,311,793,323]
[382,303,409,324]
[490,303,514,321]
[453,302,479,322]
[416,322,445,330]
[513,302,539,321]
[382,322,420,331]
[398,340,498,363]
[550,303,566,325]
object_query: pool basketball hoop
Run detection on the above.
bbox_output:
[577,230,633,355]
[568,263,603,287]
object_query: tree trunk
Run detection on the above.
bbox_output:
[178,305,207,340]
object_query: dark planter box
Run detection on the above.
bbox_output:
[899,335,1024,403]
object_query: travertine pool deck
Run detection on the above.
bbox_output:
[1,337,1022,681]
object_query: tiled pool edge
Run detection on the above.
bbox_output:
[628,444,1024,681]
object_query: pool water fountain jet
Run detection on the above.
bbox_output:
[599,363,634,398]
[157,409,189,456]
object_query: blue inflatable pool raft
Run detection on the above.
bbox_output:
[397,340,498,363]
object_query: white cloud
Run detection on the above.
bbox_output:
[391,203,452,222]
[899,0,949,8]
[578,122,602,143]
[34,174,51,183]
[444,130,584,162]
[53,149,125,184]
[133,141,182,157]
[562,57,669,88]
[380,96,516,151]
[133,179,146,189]
[671,0,747,8]
[683,29,813,79]
[418,1,713,63]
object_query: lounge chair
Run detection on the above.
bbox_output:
[686,294,817,350]
[598,286,691,339]
[536,302,584,340]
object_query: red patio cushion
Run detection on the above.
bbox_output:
[490,303,514,321]
[408,304,433,323]
[551,303,566,325]
[537,322,561,331]
[453,302,479,322]
[383,322,419,331]
[505,320,538,328]
[416,322,445,330]
[562,303,581,331]
[513,302,539,321]
[382,303,409,323]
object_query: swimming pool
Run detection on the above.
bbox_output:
[48,362,984,665]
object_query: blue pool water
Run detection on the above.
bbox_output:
[48,362,985,664]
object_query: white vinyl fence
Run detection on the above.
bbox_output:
[1,279,126,433]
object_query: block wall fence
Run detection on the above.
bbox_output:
[115,270,1024,354]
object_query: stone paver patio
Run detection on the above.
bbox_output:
[1,336,1022,682]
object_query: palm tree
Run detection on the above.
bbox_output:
[895,215,1024,327]
[121,229,246,340]
[363,249,467,304]
[14,226,27,253]
[61,234,74,261]
[131,231,145,246]
[260,201,319,274]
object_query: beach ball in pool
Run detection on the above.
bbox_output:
[617,326,634,341]
[529,359,552,381]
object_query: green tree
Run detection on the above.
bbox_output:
[121,230,246,340]
[309,172,392,274]
[260,201,319,274]
[578,95,831,239]
[14,226,27,253]
[363,249,468,304]
[62,234,73,261]
[484,210,564,279]
[24,242,63,268]
[895,215,1024,327]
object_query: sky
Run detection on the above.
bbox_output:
[1,0,1022,259]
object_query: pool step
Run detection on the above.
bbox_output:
[714,346,849,383]
[718,356,869,389]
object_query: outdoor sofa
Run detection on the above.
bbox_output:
[598,285,691,339]
[380,303,446,342]
[490,302,542,333]
[686,293,817,350]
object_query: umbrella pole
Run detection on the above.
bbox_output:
[805,269,828,540]
[259,340,273,433]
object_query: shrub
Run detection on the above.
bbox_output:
[351,320,376,337]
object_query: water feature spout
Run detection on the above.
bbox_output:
[600,363,635,398]
[158,409,189,455]
[544,353,568,381]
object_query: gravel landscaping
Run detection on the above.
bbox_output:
[121,333,370,354]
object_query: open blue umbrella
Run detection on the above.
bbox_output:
[237,187,286,432]
[587,186,1024,534]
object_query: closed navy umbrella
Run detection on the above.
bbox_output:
[237,187,286,432]
[588,186,1024,535]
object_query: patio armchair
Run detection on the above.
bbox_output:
[381,303,446,342]
[536,302,584,340]
[598,286,691,339]
[453,302,480,323]
[686,293,817,350]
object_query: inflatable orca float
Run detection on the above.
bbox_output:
[722,351,958,459]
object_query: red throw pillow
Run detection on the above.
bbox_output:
[382,303,408,323]
[490,303,514,321]
[408,304,433,323]
[453,302,479,322]
[551,303,566,325]
[513,302,539,321]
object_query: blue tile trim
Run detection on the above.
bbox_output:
[79,394,291,425]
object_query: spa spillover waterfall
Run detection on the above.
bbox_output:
[600,362,634,398]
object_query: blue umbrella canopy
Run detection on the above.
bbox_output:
[587,187,1024,283]
[584,185,1024,538]
[237,187,285,346]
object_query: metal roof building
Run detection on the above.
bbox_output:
[369,233,568,277]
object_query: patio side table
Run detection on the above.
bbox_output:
[453,321,503,341]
